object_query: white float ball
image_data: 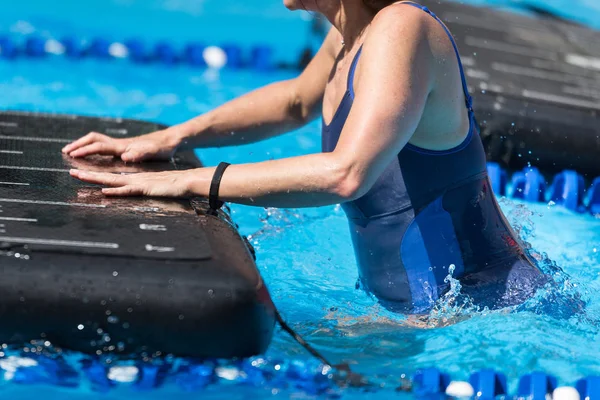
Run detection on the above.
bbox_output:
[203,46,227,69]
[45,39,65,55]
[553,386,581,400]
[446,381,475,398]
[107,366,139,383]
[109,42,129,58]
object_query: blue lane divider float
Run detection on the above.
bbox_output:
[412,367,451,396]
[1,356,599,397]
[518,372,558,400]
[487,162,600,214]
[549,170,586,213]
[577,376,600,400]
[511,167,546,203]
[0,34,297,71]
[0,37,18,58]
[588,177,600,215]
[486,162,507,197]
[412,368,600,400]
[469,369,507,400]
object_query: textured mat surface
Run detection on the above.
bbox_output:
[0,112,275,359]
[423,0,600,176]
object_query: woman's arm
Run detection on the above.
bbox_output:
[62,29,338,161]
[71,7,435,208]
[176,29,340,150]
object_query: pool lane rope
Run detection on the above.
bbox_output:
[0,35,308,71]
[487,163,600,214]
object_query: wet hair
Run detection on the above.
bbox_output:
[362,0,398,11]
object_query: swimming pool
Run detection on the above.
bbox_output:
[0,0,599,398]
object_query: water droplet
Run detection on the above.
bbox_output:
[112,271,118,277]
[107,316,119,324]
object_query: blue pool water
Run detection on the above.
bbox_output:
[1,0,600,398]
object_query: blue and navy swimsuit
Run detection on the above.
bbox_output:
[322,2,546,313]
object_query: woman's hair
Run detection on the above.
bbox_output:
[362,0,398,11]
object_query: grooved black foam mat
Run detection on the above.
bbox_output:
[0,112,275,358]
[0,112,208,260]
[421,0,600,176]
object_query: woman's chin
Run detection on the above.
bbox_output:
[283,0,301,10]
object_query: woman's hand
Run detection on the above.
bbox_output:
[62,129,180,162]
[69,169,196,197]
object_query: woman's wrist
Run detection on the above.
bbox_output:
[183,167,212,197]
[174,115,213,149]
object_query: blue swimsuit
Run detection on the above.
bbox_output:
[322,2,546,313]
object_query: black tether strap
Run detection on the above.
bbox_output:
[274,310,367,387]
[209,162,231,213]
[208,161,366,387]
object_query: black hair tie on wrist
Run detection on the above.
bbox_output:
[208,162,231,214]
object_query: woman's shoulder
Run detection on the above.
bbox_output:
[371,2,432,35]
[365,3,452,62]
[365,3,432,55]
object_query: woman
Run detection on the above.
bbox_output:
[64,0,546,313]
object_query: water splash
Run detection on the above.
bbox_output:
[423,265,490,328]
[499,199,590,321]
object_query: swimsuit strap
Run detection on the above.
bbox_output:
[347,46,363,98]
[347,1,474,113]
[400,1,474,112]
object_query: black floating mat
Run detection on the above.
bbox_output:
[0,111,209,260]
[421,1,600,176]
[0,112,275,359]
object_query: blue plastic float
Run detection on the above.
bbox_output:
[124,39,146,63]
[0,35,272,70]
[1,355,599,397]
[0,37,18,58]
[468,369,507,400]
[510,167,546,203]
[487,162,599,214]
[518,372,557,400]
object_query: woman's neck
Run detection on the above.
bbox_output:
[321,0,375,49]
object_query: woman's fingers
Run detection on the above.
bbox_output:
[121,147,149,163]
[69,142,121,158]
[69,169,130,186]
[69,169,192,198]
[62,131,170,162]
[102,185,143,196]
[62,132,106,154]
